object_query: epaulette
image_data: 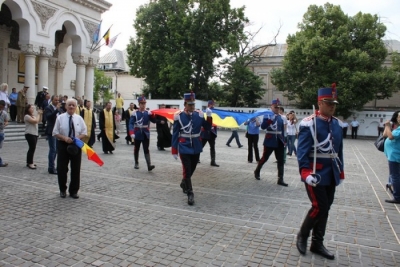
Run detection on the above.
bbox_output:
[332,116,344,127]
[174,110,183,120]
[132,110,137,117]
[300,114,315,127]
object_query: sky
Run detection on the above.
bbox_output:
[99,0,400,56]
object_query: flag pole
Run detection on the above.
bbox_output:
[91,24,113,53]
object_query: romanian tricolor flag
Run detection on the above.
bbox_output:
[151,108,275,128]
[103,28,111,45]
[73,138,104,166]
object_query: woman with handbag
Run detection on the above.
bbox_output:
[244,117,260,163]
[383,110,400,203]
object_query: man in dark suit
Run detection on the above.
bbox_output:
[41,93,51,130]
[35,86,48,109]
[44,95,63,174]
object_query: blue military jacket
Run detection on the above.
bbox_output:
[129,110,156,140]
[200,108,217,139]
[261,113,285,147]
[172,110,212,155]
[297,112,344,186]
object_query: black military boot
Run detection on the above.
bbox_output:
[210,150,219,167]
[254,164,261,180]
[186,178,194,205]
[144,153,155,171]
[277,164,287,186]
[310,216,335,260]
[134,152,139,169]
[180,179,187,194]
[296,232,308,255]
[296,215,315,255]
[277,177,288,186]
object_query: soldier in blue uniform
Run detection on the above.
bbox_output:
[254,99,288,187]
[129,96,156,171]
[296,84,344,260]
[200,100,219,167]
[172,92,213,205]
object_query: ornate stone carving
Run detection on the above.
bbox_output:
[87,57,99,67]
[8,51,19,61]
[57,61,66,69]
[39,46,54,57]
[71,0,112,13]
[72,54,89,65]
[49,58,58,68]
[31,1,58,30]
[20,44,40,55]
[82,19,98,41]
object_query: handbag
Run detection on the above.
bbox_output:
[374,135,386,152]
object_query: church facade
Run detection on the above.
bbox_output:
[0,0,111,103]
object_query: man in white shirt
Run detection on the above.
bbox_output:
[53,99,87,199]
[350,117,360,139]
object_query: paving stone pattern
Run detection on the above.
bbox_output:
[0,131,399,266]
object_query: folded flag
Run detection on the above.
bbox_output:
[73,138,104,166]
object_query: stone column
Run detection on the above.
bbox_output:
[72,54,88,99]
[20,44,40,104]
[38,46,53,91]
[0,26,11,85]
[56,60,66,97]
[48,58,57,94]
[85,57,98,102]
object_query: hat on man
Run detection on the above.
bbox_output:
[271,98,280,105]
[318,83,339,104]
[23,85,29,88]
[43,86,48,91]
[137,95,146,103]
[184,92,196,104]
[208,100,214,106]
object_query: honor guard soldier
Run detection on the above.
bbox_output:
[129,96,156,171]
[172,92,213,205]
[254,98,288,186]
[200,100,219,166]
[296,83,344,260]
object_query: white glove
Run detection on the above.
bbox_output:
[305,175,317,186]
[172,154,178,160]
[130,134,135,139]
[340,179,344,185]
[206,108,212,117]
[147,110,152,115]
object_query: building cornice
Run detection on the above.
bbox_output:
[70,0,112,13]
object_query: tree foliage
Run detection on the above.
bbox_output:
[93,68,113,105]
[218,27,277,107]
[127,0,248,100]
[270,3,399,118]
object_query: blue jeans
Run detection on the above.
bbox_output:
[287,135,297,155]
[47,135,57,171]
[389,161,400,201]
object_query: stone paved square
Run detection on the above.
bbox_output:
[0,130,399,266]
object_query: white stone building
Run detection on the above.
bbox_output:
[98,49,145,101]
[0,0,112,103]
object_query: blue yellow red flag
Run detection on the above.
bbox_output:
[73,138,104,166]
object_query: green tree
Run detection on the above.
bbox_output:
[270,3,399,118]
[93,68,113,105]
[127,0,248,99]
[218,28,272,107]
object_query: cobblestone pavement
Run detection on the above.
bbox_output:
[0,131,399,266]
